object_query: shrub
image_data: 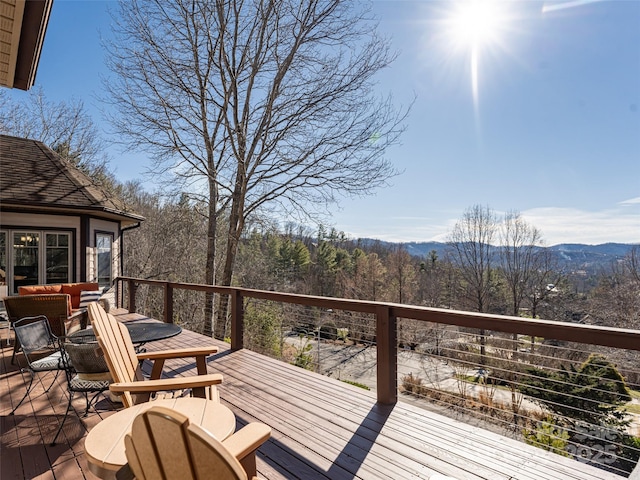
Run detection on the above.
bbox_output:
[337,328,349,342]
[401,372,423,395]
[524,416,571,457]
[291,336,314,371]
[518,354,631,427]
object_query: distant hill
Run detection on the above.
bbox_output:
[546,243,636,274]
[357,239,637,275]
[357,239,450,258]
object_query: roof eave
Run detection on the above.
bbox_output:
[0,201,145,227]
[2,0,54,91]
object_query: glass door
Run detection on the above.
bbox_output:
[0,232,6,297]
[13,232,40,293]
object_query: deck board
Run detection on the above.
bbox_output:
[0,313,629,480]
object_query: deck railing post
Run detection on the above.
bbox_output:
[115,278,121,309]
[164,282,174,324]
[230,289,244,351]
[376,305,397,404]
[128,279,137,314]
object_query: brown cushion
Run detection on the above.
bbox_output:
[62,283,99,309]
[19,284,63,295]
[19,284,70,312]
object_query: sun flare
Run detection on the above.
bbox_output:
[443,1,508,111]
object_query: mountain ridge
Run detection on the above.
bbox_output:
[356,239,637,274]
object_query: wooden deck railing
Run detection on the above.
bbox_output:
[114,276,640,406]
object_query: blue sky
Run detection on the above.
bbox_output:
[8,0,640,246]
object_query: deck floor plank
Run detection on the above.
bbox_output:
[216,353,464,479]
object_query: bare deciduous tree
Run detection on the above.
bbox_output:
[418,250,445,308]
[448,205,499,363]
[523,247,563,324]
[500,211,544,318]
[385,244,416,305]
[448,205,498,313]
[0,88,110,178]
[104,0,409,338]
[587,246,640,330]
[625,245,640,285]
[498,211,552,352]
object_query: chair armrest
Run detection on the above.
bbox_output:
[222,423,271,460]
[140,347,219,381]
[68,309,87,320]
[109,373,223,395]
[136,346,218,361]
[64,309,88,334]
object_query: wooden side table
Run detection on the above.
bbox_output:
[84,398,236,479]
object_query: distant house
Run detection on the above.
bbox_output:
[0,134,144,296]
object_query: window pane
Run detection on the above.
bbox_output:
[46,233,70,284]
[97,233,113,289]
[97,235,109,249]
[13,232,39,293]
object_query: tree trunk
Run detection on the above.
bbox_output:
[204,177,218,337]
[214,165,246,339]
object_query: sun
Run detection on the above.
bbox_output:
[448,0,504,50]
[442,1,509,111]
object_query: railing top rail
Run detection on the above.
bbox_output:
[116,276,640,352]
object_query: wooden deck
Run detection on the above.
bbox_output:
[0,312,628,480]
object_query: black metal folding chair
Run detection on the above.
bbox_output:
[10,315,66,415]
[51,339,112,445]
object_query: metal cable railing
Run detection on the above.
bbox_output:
[116,277,640,476]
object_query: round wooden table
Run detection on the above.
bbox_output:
[84,398,236,479]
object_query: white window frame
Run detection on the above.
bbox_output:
[4,229,73,293]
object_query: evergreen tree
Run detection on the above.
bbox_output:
[519,354,631,427]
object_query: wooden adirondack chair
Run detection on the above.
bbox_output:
[87,302,223,408]
[123,406,271,480]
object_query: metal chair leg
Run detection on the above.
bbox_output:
[52,389,108,445]
[10,372,34,415]
[42,369,61,393]
[10,341,19,364]
[51,392,74,446]
[84,391,104,416]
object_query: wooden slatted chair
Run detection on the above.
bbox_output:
[87,302,223,408]
[123,406,271,480]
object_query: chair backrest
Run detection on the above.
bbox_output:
[88,302,142,407]
[4,294,70,337]
[124,406,248,480]
[13,316,56,355]
[63,341,110,375]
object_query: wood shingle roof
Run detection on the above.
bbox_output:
[0,134,143,225]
